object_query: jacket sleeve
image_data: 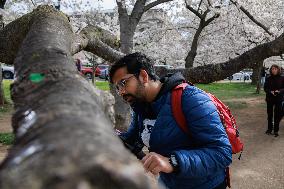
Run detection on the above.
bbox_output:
[173,87,232,178]
[264,77,270,94]
[279,76,284,94]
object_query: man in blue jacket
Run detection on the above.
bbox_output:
[110,52,232,189]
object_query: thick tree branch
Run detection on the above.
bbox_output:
[179,33,284,83]
[71,33,89,54]
[85,39,124,63]
[230,0,274,36]
[144,0,174,12]
[0,5,155,189]
[79,25,122,63]
[0,10,34,64]
[81,25,120,49]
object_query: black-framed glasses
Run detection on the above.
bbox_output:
[115,73,139,95]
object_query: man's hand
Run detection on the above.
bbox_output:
[141,152,173,175]
[271,91,276,96]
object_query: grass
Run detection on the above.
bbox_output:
[93,81,262,110]
[0,133,14,145]
[0,80,13,115]
[3,80,12,104]
[196,83,264,101]
[95,81,110,91]
[0,80,14,145]
[94,81,263,100]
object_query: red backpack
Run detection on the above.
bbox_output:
[171,83,244,154]
[171,83,243,188]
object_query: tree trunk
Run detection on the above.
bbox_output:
[0,6,157,189]
[254,61,264,94]
[185,20,205,68]
[251,63,262,85]
[112,20,136,130]
[0,1,5,106]
[0,63,4,106]
[120,28,135,54]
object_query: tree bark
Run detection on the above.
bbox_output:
[0,6,157,189]
[0,0,6,106]
[255,61,263,94]
[0,63,4,106]
[251,63,262,85]
[185,19,205,68]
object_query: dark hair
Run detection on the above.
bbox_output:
[109,52,158,83]
[269,64,281,75]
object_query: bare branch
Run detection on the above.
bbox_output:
[204,13,219,26]
[197,0,204,12]
[207,0,212,6]
[230,0,274,36]
[144,0,174,12]
[185,2,202,19]
[30,0,36,7]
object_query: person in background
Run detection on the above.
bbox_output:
[264,64,284,137]
[260,66,266,87]
[75,59,82,72]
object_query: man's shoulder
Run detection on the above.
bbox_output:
[182,85,206,98]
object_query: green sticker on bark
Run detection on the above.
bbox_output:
[29,73,45,83]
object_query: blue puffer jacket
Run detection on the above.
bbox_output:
[121,73,232,189]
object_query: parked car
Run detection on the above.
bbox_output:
[98,65,109,80]
[154,64,174,69]
[79,63,100,79]
[1,65,14,79]
[228,71,251,81]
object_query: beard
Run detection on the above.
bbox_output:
[122,81,146,105]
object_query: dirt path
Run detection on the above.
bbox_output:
[0,113,12,162]
[0,97,283,188]
[230,97,284,189]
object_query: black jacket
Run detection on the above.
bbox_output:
[264,75,284,102]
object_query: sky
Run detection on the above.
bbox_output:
[99,0,116,10]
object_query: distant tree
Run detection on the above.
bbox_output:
[0,0,6,106]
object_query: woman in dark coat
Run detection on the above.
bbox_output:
[264,64,284,137]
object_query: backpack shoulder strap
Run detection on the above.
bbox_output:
[171,83,190,135]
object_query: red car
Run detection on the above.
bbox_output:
[80,66,100,79]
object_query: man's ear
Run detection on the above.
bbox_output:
[139,70,149,84]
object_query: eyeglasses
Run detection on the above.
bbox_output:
[115,73,139,95]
